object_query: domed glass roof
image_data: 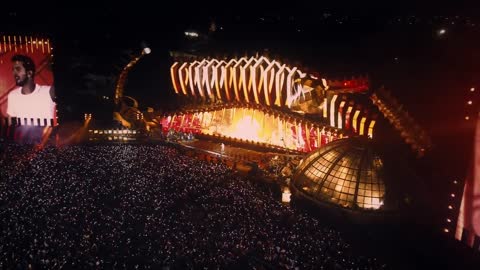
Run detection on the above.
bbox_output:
[293,137,386,210]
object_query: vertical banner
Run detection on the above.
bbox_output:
[456,112,480,248]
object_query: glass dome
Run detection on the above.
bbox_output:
[293,137,386,210]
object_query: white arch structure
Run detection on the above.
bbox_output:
[171,56,314,108]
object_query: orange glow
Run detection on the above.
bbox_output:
[171,62,180,94]
[334,181,344,192]
[352,110,360,132]
[188,61,198,96]
[368,120,376,139]
[370,198,383,209]
[179,62,189,95]
[338,101,346,128]
[359,117,366,135]
[227,114,260,141]
[282,187,292,203]
[322,98,328,118]
[194,60,206,98]
[285,67,299,107]
[214,60,226,100]
[263,60,277,106]
[274,64,285,106]
[204,59,217,98]
[225,60,236,101]
[330,95,338,126]
[163,104,345,152]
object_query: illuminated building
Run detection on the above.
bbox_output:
[291,137,428,222]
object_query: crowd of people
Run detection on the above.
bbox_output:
[0,143,386,269]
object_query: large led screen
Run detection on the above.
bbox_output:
[0,36,55,125]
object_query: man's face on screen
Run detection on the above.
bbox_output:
[12,60,29,86]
